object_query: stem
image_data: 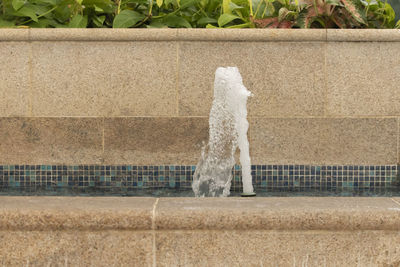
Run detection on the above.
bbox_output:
[19,5,59,25]
[248,0,253,17]
[254,0,263,18]
[133,0,154,27]
[149,0,154,16]
[261,1,269,18]
[117,0,122,14]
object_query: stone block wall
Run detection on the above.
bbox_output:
[0,29,399,166]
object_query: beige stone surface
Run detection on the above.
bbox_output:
[176,29,326,41]
[326,42,400,116]
[0,197,155,230]
[178,41,325,117]
[327,29,400,42]
[29,28,178,41]
[0,118,102,164]
[250,118,322,165]
[155,197,400,231]
[7,29,400,42]
[0,230,153,266]
[31,41,177,116]
[0,197,399,266]
[103,117,208,165]
[0,42,30,116]
[0,29,29,41]
[250,118,397,165]
[0,29,327,42]
[392,198,400,206]
[156,230,400,266]
[317,118,398,165]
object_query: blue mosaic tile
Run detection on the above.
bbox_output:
[0,164,398,194]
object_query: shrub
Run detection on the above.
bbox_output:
[0,0,398,28]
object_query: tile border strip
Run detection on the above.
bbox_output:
[0,164,398,194]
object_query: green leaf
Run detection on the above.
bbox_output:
[205,23,219,28]
[92,15,106,27]
[341,0,367,24]
[82,0,115,13]
[197,17,218,25]
[29,18,52,28]
[16,6,39,22]
[164,0,178,7]
[0,19,16,28]
[179,0,197,9]
[34,0,58,5]
[218,13,240,27]
[12,0,25,11]
[113,10,145,28]
[229,2,244,11]
[157,0,163,7]
[69,14,88,28]
[226,22,251,28]
[147,20,168,28]
[278,7,289,22]
[296,7,317,28]
[162,14,192,28]
[94,4,104,12]
[384,3,396,23]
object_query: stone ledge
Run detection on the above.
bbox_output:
[1,29,399,42]
[1,197,400,231]
[327,29,400,42]
[0,197,155,230]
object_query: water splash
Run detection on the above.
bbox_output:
[192,67,254,197]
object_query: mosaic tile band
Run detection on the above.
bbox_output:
[0,165,399,194]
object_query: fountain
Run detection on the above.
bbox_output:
[192,67,255,197]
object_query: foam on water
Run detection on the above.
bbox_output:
[192,67,254,197]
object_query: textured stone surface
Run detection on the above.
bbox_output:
[327,29,400,42]
[0,29,29,41]
[178,42,325,117]
[176,28,326,41]
[317,118,398,165]
[156,230,400,266]
[155,197,400,231]
[0,118,102,164]
[0,197,155,230]
[326,42,400,116]
[7,29,400,42]
[103,117,208,165]
[0,197,399,266]
[31,41,177,116]
[29,28,178,41]
[250,118,398,165]
[0,42,30,116]
[0,231,153,266]
[249,118,322,165]
[392,198,400,207]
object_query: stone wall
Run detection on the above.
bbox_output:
[1,197,400,265]
[1,29,399,166]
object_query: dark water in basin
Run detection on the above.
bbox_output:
[2,188,399,197]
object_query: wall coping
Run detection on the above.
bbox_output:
[1,197,400,231]
[0,29,400,42]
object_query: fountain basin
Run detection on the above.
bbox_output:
[0,29,399,195]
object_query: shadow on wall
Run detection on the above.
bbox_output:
[387,0,400,20]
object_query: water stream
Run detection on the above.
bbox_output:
[192,67,254,197]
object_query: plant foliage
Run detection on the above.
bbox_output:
[0,0,398,28]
